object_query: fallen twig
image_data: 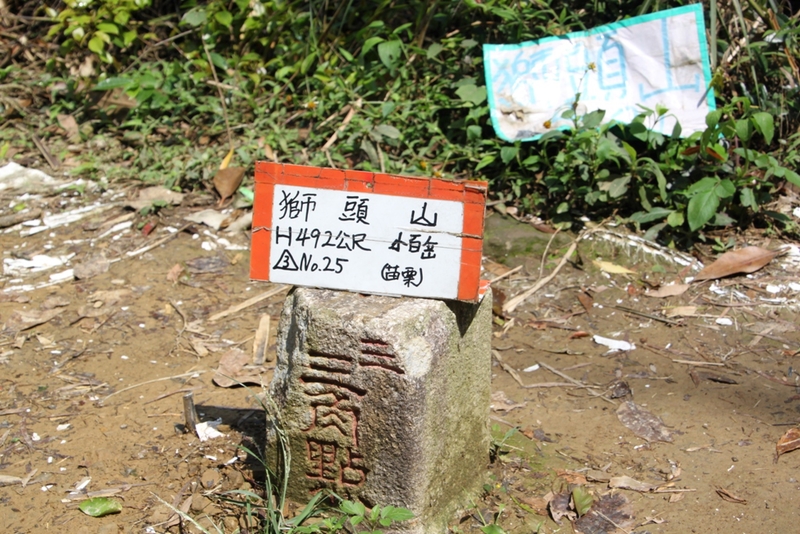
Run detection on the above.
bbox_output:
[523,382,584,388]
[202,41,233,151]
[322,99,362,151]
[489,265,522,284]
[492,350,525,387]
[101,370,206,404]
[503,230,587,314]
[592,510,632,534]
[144,387,199,405]
[607,304,682,326]
[0,208,42,229]
[672,359,724,366]
[126,223,192,258]
[208,285,289,322]
[538,361,614,404]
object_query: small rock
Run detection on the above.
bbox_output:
[191,494,213,512]
[225,469,244,490]
[201,468,222,489]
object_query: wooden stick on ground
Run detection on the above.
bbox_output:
[322,99,362,151]
[489,265,522,284]
[183,392,199,435]
[208,285,289,322]
[502,232,585,314]
[491,350,525,387]
[125,223,192,258]
[100,370,206,403]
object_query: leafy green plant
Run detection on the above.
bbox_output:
[571,486,593,517]
[46,0,149,64]
[25,0,800,246]
[472,502,507,534]
[489,426,519,463]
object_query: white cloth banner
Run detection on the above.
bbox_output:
[483,5,715,141]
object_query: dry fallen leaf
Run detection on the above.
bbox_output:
[609,475,658,492]
[548,492,576,524]
[573,492,635,534]
[577,291,593,314]
[57,114,81,142]
[644,283,690,298]
[213,166,245,203]
[518,494,550,515]
[166,263,184,283]
[693,246,782,282]
[669,492,685,503]
[73,255,110,280]
[776,427,800,460]
[616,401,673,442]
[664,305,697,318]
[556,469,588,485]
[126,186,185,210]
[213,348,264,387]
[715,486,747,504]
[593,259,636,275]
[490,390,525,412]
[5,308,64,332]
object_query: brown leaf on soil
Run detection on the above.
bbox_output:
[5,308,64,332]
[644,283,690,298]
[573,492,636,534]
[693,246,782,282]
[166,263,184,283]
[126,186,185,210]
[616,401,673,442]
[776,427,800,460]
[664,305,697,318]
[88,289,133,307]
[492,288,507,317]
[212,348,264,387]
[490,390,525,412]
[609,475,659,492]
[213,166,245,202]
[569,331,591,339]
[609,380,632,399]
[518,494,550,515]
[57,114,80,142]
[548,492,576,524]
[556,469,588,485]
[73,255,111,280]
[715,486,747,504]
[577,291,593,314]
[41,295,70,309]
[669,492,685,503]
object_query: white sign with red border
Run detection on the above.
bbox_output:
[250,163,487,301]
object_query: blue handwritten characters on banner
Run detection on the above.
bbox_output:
[597,33,627,100]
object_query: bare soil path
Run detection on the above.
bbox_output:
[1,179,799,533]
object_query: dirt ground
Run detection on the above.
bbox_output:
[1,176,800,533]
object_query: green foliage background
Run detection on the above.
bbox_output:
[6,0,800,245]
